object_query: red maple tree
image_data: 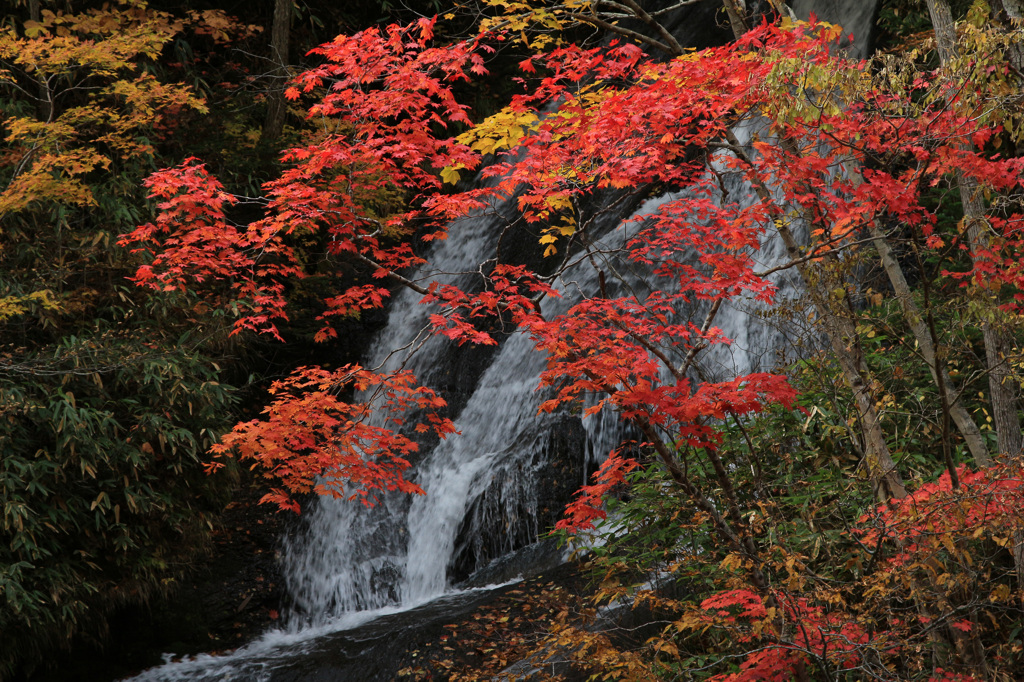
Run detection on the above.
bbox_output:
[121,13,1024,680]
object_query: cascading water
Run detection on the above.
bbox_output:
[277,0,879,632]
[279,197,519,619]
[123,163,803,682]
[123,3,876,679]
[283,156,803,626]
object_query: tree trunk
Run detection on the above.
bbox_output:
[725,131,908,500]
[867,222,992,467]
[923,0,1023,461]
[782,229,908,500]
[721,0,750,41]
[925,0,1024,653]
[29,0,51,122]
[992,0,1024,21]
[262,0,291,143]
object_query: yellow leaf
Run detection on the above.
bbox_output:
[440,165,462,185]
[990,583,1011,602]
[23,20,48,38]
[655,640,679,658]
[720,553,743,571]
[544,194,571,211]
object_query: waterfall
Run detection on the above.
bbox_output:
[124,107,809,682]
[121,160,810,682]
[281,156,801,626]
[122,4,875,678]
[277,0,871,630]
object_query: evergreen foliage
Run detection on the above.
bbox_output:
[3,0,1024,679]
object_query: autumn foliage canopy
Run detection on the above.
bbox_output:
[119,9,1024,680]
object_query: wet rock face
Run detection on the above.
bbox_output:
[448,415,587,584]
[791,0,883,58]
[631,0,732,56]
[637,0,882,57]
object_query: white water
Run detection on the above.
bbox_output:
[125,140,801,682]
[116,0,878,673]
[121,582,519,682]
[283,143,801,621]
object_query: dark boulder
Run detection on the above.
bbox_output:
[449,415,588,584]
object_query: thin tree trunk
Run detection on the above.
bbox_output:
[867,222,992,467]
[967,0,1024,590]
[922,0,1020,667]
[923,0,1024,461]
[29,0,51,122]
[262,0,291,143]
[784,231,908,501]
[721,0,750,41]
[724,130,908,500]
[715,4,908,499]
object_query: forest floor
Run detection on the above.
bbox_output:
[391,561,598,681]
